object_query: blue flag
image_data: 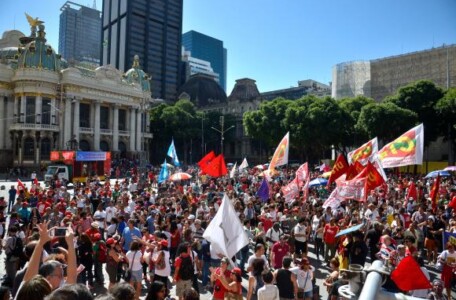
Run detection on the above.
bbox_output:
[256,178,269,202]
[167,139,180,166]
[158,160,169,183]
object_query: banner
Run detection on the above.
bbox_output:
[158,160,168,184]
[430,173,440,212]
[256,178,270,202]
[239,158,249,171]
[378,124,424,168]
[268,132,289,172]
[348,137,378,165]
[295,163,309,188]
[281,178,300,202]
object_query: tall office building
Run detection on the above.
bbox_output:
[101,0,183,101]
[182,30,227,91]
[59,1,102,64]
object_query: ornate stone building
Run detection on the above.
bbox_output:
[0,20,155,169]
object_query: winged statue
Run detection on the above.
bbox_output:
[25,13,44,27]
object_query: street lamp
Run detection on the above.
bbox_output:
[211,116,234,154]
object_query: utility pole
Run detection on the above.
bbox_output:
[211,115,234,154]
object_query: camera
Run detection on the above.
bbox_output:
[53,227,68,237]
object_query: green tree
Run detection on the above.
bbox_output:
[243,97,292,148]
[356,102,418,142]
[435,87,456,163]
[338,96,375,146]
[384,80,444,144]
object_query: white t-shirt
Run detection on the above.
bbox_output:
[294,224,307,243]
[290,266,313,292]
[247,254,269,275]
[126,250,143,271]
[105,206,117,222]
[153,249,171,277]
[93,210,106,229]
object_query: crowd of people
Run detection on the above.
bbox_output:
[0,163,455,300]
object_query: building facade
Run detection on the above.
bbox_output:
[262,79,331,101]
[101,0,183,101]
[59,1,101,65]
[181,47,220,85]
[332,45,456,101]
[0,22,155,170]
[182,30,227,91]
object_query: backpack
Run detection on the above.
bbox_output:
[178,255,194,280]
[95,241,108,263]
[8,237,24,259]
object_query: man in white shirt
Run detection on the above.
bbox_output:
[247,243,269,275]
[93,204,107,238]
[105,201,117,225]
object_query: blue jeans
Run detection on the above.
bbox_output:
[201,260,211,287]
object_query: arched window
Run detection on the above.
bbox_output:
[79,140,90,151]
[100,141,109,151]
[24,137,35,159]
[40,138,51,159]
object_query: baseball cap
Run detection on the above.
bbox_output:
[160,240,168,248]
[106,238,116,245]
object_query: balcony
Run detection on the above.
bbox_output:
[119,130,129,136]
[9,123,59,131]
[100,129,112,135]
[80,127,94,134]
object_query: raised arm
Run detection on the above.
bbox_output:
[23,221,51,282]
[64,225,77,284]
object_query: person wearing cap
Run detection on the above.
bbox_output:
[210,256,232,300]
[214,267,243,298]
[86,222,101,243]
[290,258,314,300]
[105,237,124,289]
[150,239,171,296]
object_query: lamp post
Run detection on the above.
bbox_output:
[211,116,234,154]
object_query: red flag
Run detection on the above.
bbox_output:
[345,161,364,180]
[327,154,349,187]
[198,151,216,169]
[17,179,25,195]
[391,256,431,291]
[202,154,227,178]
[449,196,456,210]
[363,162,385,201]
[430,173,440,212]
[405,181,417,207]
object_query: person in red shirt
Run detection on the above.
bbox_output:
[37,197,51,216]
[86,222,101,243]
[323,217,339,264]
[210,256,232,300]
[173,243,194,300]
[270,235,291,269]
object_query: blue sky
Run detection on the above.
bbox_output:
[1,0,455,94]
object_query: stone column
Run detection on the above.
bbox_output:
[94,100,101,151]
[113,104,119,151]
[35,132,41,165]
[136,109,142,152]
[63,97,72,149]
[73,98,80,141]
[129,107,136,151]
[35,94,42,124]
[0,96,5,149]
[6,96,14,148]
[20,95,26,123]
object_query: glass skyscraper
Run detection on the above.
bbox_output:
[59,1,101,64]
[101,0,183,101]
[182,30,227,91]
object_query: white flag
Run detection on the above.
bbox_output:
[203,194,249,260]
[239,158,249,171]
[229,162,237,178]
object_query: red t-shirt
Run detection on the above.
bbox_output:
[174,254,191,281]
[324,224,339,244]
[271,241,290,268]
[213,267,231,300]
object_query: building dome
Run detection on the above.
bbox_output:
[16,25,61,72]
[123,55,151,92]
[177,73,227,107]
